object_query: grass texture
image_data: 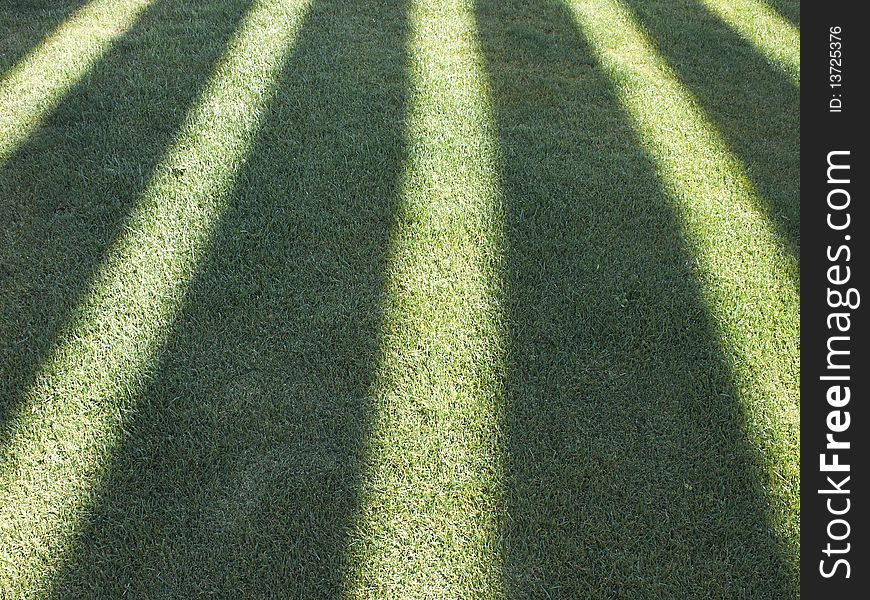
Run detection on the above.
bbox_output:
[1,0,799,598]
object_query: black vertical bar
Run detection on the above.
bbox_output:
[802,2,867,596]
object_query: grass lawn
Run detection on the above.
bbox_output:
[1,0,799,598]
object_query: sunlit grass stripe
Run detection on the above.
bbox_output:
[566,0,799,563]
[347,0,505,597]
[699,0,799,85]
[0,0,155,163]
[0,0,311,594]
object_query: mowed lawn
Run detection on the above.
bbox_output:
[1,0,799,598]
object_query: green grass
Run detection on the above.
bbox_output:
[0,0,87,78]
[1,0,799,598]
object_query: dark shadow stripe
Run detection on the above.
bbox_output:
[474,0,797,596]
[761,0,800,28]
[622,0,800,263]
[0,0,256,439]
[47,0,409,596]
[0,0,89,78]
